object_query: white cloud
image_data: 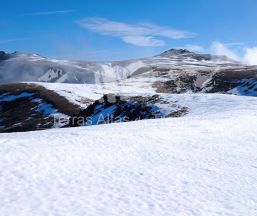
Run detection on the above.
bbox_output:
[211,41,240,60]
[225,42,244,46]
[243,47,257,65]
[0,38,29,44]
[77,17,196,47]
[122,36,165,47]
[21,10,76,16]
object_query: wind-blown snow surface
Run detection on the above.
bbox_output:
[1,94,257,216]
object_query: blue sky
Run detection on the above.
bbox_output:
[1,0,257,61]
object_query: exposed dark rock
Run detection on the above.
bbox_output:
[166,107,189,117]
[153,74,198,93]
[153,68,257,96]
[159,49,194,57]
[68,94,188,127]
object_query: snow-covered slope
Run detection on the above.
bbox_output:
[1,94,257,216]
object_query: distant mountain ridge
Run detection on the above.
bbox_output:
[0,48,247,84]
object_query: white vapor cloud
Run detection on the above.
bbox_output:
[77,17,196,47]
[210,41,257,65]
[243,47,257,65]
[0,38,29,44]
[211,41,240,60]
[21,10,76,16]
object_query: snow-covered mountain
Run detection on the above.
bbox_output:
[1,48,257,132]
[0,49,249,81]
[1,49,257,95]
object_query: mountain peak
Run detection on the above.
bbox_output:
[10,51,44,59]
[0,51,10,60]
[159,48,195,57]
